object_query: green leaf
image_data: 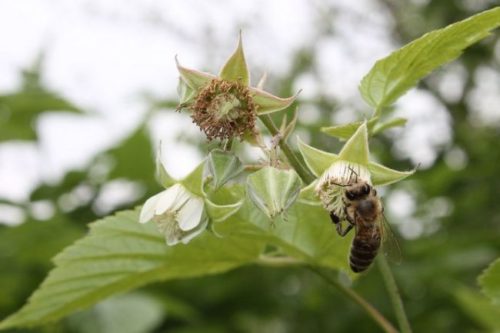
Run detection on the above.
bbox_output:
[0,209,264,330]
[67,293,164,333]
[297,137,338,177]
[0,90,82,142]
[338,122,369,165]
[321,118,378,140]
[372,117,407,135]
[479,257,500,305]
[206,149,243,190]
[219,33,250,86]
[455,286,500,331]
[246,167,302,220]
[360,7,500,111]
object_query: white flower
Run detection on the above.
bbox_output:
[315,160,372,219]
[139,183,207,246]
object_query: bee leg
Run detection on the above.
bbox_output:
[337,222,354,237]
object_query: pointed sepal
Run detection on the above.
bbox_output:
[175,56,215,91]
[251,88,298,114]
[368,162,415,186]
[246,167,302,220]
[206,149,244,190]
[205,198,243,223]
[176,77,197,106]
[180,161,205,197]
[297,136,338,177]
[219,33,250,85]
[338,122,369,165]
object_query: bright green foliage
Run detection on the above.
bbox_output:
[0,209,265,329]
[338,123,370,165]
[479,258,500,305]
[360,7,500,112]
[321,118,378,141]
[219,33,250,86]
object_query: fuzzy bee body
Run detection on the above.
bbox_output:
[330,181,385,273]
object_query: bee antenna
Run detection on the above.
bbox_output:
[347,166,359,183]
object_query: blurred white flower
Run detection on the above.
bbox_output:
[139,183,207,246]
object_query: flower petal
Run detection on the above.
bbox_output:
[177,196,204,231]
[219,32,250,85]
[155,184,184,215]
[251,87,298,114]
[180,218,208,244]
[139,191,163,223]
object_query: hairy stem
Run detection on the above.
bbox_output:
[309,266,399,333]
[259,114,315,183]
[377,256,412,333]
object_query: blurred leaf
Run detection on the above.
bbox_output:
[67,293,164,333]
[105,126,155,184]
[479,257,500,305]
[0,209,265,329]
[455,286,500,331]
[359,7,500,112]
[0,90,81,142]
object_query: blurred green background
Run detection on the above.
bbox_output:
[1,1,500,332]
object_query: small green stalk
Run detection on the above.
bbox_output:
[259,114,315,183]
[309,266,399,333]
[377,256,412,333]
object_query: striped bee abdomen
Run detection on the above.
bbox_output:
[349,232,381,273]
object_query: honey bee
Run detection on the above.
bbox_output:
[330,181,399,273]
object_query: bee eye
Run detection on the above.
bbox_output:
[346,191,355,200]
[362,184,370,194]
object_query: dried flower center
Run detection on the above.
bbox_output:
[191,79,256,141]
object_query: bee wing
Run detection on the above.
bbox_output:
[378,214,402,264]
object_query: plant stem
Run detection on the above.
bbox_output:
[259,114,315,183]
[309,266,399,333]
[377,256,412,333]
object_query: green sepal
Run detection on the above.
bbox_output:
[175,56,215,91]
[298,180,321,206]
[219,33,250,86]
[180,162,206,197]
[297,136,338,177]
[176,77,197,106]
[321,118,378,141]
[297,135,414,186]
[368,161,415,186]
[338,122,370,165]
[205,199,244,223]
[156,158,176,189]
[252,88,298,114]
[206,149,244,190]
[246,167,302,220]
